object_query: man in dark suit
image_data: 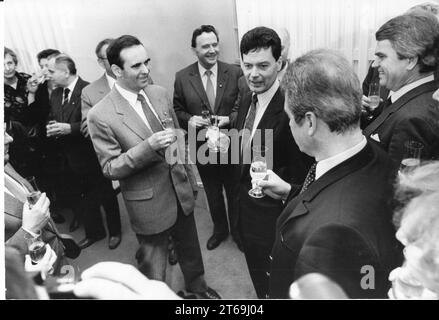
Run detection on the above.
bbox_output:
[80,38,123,250]
[47,54,108,249]
[173,25,243,251]
[259,49,402,299]
[363,12,439,165]
[232,27,310,299]
[87,35,220,299]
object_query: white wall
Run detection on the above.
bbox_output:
[4,0,240,93]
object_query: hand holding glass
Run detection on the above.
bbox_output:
[23,176,42,209]
[366,81,380,120]
[249,146,268,198]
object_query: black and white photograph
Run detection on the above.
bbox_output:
[2,0,439,306]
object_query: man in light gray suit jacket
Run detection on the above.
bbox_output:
[87,35,220,299]
[80,38,123,250]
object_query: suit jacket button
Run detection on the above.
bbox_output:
[269,255,273,261]
[266,271,270,277]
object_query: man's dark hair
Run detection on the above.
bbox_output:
[95,38,114,58]
[376,11,439,73]
[240,26,281,61]
[107,35,142,69]
[191,25,219,48]
[54,54,77,75]
[36,49,60,62]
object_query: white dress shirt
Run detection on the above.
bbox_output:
[64,75,79,102]
[315,136,367,180]
[249,79,280,138]
[198,62,218,96]
[105,73,116,89]
[114,83,161,132]
[389,74,435,103]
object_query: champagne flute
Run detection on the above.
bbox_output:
[161,111,176,143]
[366,81,381,121]
[248,146,268,198]
[23,176,42,209]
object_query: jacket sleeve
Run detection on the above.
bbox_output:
[87,110,162,180]
[81,90,93,130]
[173,73,192,130]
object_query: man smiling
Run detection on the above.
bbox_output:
[363,11,439,164]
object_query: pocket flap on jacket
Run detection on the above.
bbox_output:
[123,188,153,200]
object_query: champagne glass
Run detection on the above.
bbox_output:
[248,145,268,198]
[366,81,381,121]
[23,176,42,209]
[24,232,47,264]
[399,141,423,174]
[201,110,211,123]
[161,111,176,143]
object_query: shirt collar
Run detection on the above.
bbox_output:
[115,83,148,108]
[105,73,116,89]
[65,75,79,94]
[198,62,218,78]
[315,136,367,180]
[255,79,280,108]
[390,74,435,103]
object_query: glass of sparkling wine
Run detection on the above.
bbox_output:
[399,141,423,174]
[248,145,268,198]
[161,111,176,143]
[367,81,381,120]
[24,176,42,209]
[25,232,47,264]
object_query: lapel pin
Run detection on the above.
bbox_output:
[219,83,223,88]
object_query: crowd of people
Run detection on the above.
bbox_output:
[4,2,439,299]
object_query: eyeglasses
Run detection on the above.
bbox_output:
[98,57,108,61]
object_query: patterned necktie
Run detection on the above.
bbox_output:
[242,94,258,152]
[62,88,70,107]
[137,94,163,133]
[300,162,317,194]
[205,70,216,111]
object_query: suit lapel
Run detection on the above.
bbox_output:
[213,62,229,114]
[237,91,252,130]
[256,88,283,131]
[96,74,111,100]
[110,87,153,140]
[280,143,373,228]
[363,80,438,136]
[188,63,212,112]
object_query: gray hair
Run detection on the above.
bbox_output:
[376,11,439,73]
[282,48,362,133]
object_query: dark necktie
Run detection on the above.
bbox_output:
[137,94,163,133]
[242,94,258,152]
[300,162,317,194]
[205,70,216,111]
[62,88,70,107]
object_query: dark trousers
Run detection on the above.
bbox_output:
[135,202,207,293]
[238,183,282,299]
[197,163,239,239]
[98,178,121,237]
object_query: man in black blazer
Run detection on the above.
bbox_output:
[259,49,402,299]
[47,54,108,249]
[232,27,310,299]
[363,12,439,165]
[174,25,243,251]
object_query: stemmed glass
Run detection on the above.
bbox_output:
[161,111,176,143]
[248,145,268,198]
[23,176,42,209]
[366,81,381,121]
